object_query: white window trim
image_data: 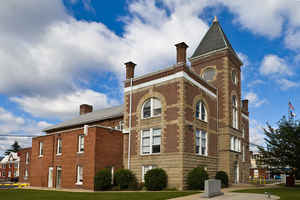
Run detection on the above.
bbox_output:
[196,130,208,156]
[242,144,245,162]
[78,135,84,153]
[142,165,156,182]
[39,142,44,157]
[232,96,238,129]
[196,101,207,122]
[141,98,162,119]
[140,128,161,155]
[24,168,28,180]
[57,138,62,155]
[25,152,29,165]
[230,136,241,152]
[76,165,83,185]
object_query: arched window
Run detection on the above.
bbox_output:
[196,101,207,122]
[232,95,238,129]
[142,98,162,119]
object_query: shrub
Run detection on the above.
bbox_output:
[114,169,137,190]
[215,171,229,188]
[144,168,167,191]
[186,167,209,190]
[94,169,112,190]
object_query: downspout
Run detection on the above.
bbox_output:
[127,78,133,169]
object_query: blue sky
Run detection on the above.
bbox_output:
[0,0,300,154]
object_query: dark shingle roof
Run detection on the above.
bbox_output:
[191,20,236,58]
[43,105,124,132]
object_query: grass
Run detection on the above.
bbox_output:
[0,189,199,200]
[233,185,300,200]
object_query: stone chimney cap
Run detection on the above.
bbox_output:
[175,42,189,49]
[125,61,136,66]
[213,16,218,23]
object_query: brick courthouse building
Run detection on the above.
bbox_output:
[20,19,250,190]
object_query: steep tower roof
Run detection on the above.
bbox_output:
[191,17,238,59]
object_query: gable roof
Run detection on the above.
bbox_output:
[191,20,237,59]
[0,152,19,163]
[43,105,124,132]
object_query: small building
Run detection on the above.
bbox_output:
[30,105,124,190]
[0,152,20,181]
[18,147,32,183]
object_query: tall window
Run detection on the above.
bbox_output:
[76,165,83,184]
[141,128,161,155]
[232,96,238,129]
[142,165,156,182]
[195,129,207,156]
[196,101,207,122]
[24,169,28,180]
[242,128,245,138]
[39,142,44,156]
[25,152,29,165]
[242,144,245,162]
[78,135,84,153]
[142,98,162,119]
[230,136,241,152]
[57,138,62,155]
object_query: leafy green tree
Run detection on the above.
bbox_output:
[4,141,21,155]
[258,117,300,174]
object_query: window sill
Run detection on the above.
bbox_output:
[56,154,62,156]
[196,153,208,157]
[141,115,161,120]
[140,153,160,156]
[75,182,83,185]
[38,155,43,158]
[196,119,208,123]
[77,152,84,154]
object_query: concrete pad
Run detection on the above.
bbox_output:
[170,192,280,200]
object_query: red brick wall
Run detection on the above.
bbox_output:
[30,125,123,190]
[18,148,31,183]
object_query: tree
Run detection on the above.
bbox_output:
[4,141,21,155]
[258,116,300,175]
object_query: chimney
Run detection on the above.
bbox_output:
[125,61,136,79]
[80,104,93,115]
[175,42,189,65]
[242,100,248,112]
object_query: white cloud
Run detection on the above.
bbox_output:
[285,30,300,50]
[245,92,267,107]
[276,78,300,90]
[248,80,265,88]
[11,89,119,120]
[249,119,266,152]
[0,107,50,155]
[259,54,292,76]
[219,0,300,38]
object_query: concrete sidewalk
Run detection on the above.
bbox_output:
[170,192,280,200]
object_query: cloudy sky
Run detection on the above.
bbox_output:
[0,0,300,154]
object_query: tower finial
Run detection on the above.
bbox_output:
[213,16,218,23]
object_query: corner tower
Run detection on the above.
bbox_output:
[189,17,250,184]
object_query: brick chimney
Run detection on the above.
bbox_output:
[125,61,136,79]
[175,42,189,65]
[80,104,93,115]
[242,100,248,112]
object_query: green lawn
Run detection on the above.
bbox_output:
[0,189,198,200]
[233,185,300,200]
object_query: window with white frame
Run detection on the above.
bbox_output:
[196,101,207,122]
[141,128,161,155]
[242,144,245,162]
[14,163,18,168]
[142,165,156,182]
[76,165,83,184]
[242,128,245,138]
[142,98,162,119]
[24,168,28,180]
[195,129,207,156]
[78,135,84,153]
[25,152,29,165]
[232,96,238,129]
[230,136,241,152]
[57,138,62,155]
[2,164,5,169]
[2,172,5,177]
[39,142,44,156]
[8,171,11,177]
